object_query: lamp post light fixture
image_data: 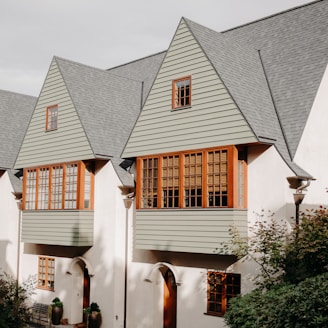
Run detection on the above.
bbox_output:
[293,191,305,226]
[287,176,314,227]
[119,186,135,328]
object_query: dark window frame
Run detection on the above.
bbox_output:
[206,271,241,317]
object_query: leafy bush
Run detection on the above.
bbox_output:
[284,207,328,283]
[225,273,328,328]
[225,207,328,327]
[0,271,35,328]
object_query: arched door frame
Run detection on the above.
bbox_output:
[145,262,182,286]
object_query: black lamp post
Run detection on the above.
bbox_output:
[293,191,305,227]
[287,176,314,230]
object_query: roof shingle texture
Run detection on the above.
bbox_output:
[0,90,36,169]
[223,0,328,159]
[183,0,328,176]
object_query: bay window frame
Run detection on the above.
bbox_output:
[136,146,247,210]
[22,161,94,211]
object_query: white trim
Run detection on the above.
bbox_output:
[144,261,182,286]
[66,256,95,276]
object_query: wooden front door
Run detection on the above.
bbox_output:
[83,268,90,322]
[163,269,177,328]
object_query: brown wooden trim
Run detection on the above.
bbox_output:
[23,161,94,211]
[45,104,58,131]
[90,166,95,210]
[172,76,192,110]
[22,169,27,210]
[179,154,184,207]
[37,256,55,291]
[158,156,163,209]
[137,145,247,209]
[62,164,66,209]
[77,161,83,209]
[136,158,142,209]
[202,150,207,208]
[229,146,238,208]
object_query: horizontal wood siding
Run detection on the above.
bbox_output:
[15,58,94,168]
[135,209,247,254]
[123,20,256,158]
[21,210,94,246]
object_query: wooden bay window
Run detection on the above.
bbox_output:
[137,146,247,209]
[23,161,94,210]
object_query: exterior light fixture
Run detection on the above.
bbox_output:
[287,176,314,226]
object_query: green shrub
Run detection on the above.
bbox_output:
[225,273,328,327]
[0,271,35,328]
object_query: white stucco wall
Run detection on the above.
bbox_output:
[126,144,299,328]
[294,64,328,206]
[248,144,296,223]
[0,172,21,277]
[18,161,129,327]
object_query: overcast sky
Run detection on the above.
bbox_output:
[0,0,313,97]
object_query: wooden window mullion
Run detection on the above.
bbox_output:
[62,165,66,209]
[22,169,27,210]
[35,168,39,210]
[48,166,52,209]
[202,151,207,208]
[78,162,84,209]
[178,155,184,208]
[136,158,142,209]
[228,146,238,208]
[90,166,95,210]
[158,157,162,209]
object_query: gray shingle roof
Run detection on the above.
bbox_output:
[107,51,166,107]
[0,90,36,169]
[223,0,328,159]
[56,57,145,159]
[55,54,163,185]
[182,0,328,177]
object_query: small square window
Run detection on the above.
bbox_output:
[207,271,241,317]
[38,256,55,291]
[172,76,191,109]
[46,105,58,131]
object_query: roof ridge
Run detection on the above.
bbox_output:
[107,50,167,71]
[0,88,37,99]
[54,56,108,73]
[55,55,145,85]
[222,0,323,33]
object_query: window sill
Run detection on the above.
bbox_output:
[171,105,192,111]
[204,312,224,318]
[137,207,247,211]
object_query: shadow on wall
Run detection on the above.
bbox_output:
[0,239,13,275]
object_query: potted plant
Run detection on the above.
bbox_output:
[51,297,63,325]
[84,302,101,328]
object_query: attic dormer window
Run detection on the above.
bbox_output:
[46,105,58,131]
[172,76,191,109]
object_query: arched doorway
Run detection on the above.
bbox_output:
[163,268,177,328]
[145,262,181,328]
[83,268,90,319]
[67,257,94,324]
